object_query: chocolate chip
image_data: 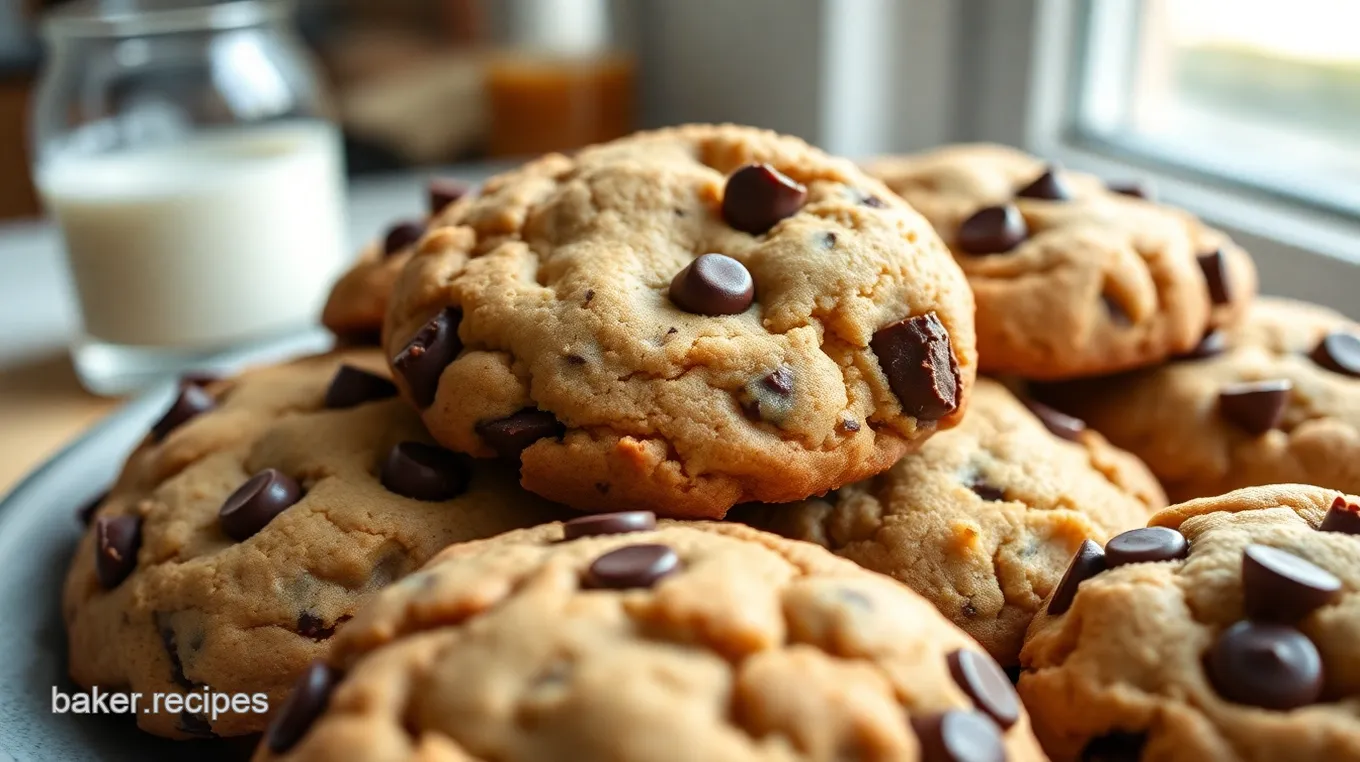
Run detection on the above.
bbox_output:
[382,220,425,257]
[157,613,198,690]
[584,544,680,590]
[871,313,959,422]
[1105,527,1188,568]
[947,650,1020,729]
[380,442,470,502]
[668,254,755,316]
[1206,620,1323,710]
[1310,330,1360,377]
[1003,665,1022,686]
[722,163,808,234]
[265,660,340,753]
[969,479,1006,502]
[822,231,837,248]
[563,511,657,540]
[1049,539,1105,615]
[1197,249,1231,305]
[838,416,861,433]
[323,365,397,409]
[1242,544,1341,622]
[296,612,327,640]
[861,193,886,208]
[763,366,793,395]
[77,489,108,526]
[1108,180,1153,201]
[476,409,565,459]
[393,308,462,408]
[296,612,350,641]
[957,204,1027,255]
[177,710,215,739]
[151,384,216,441]
[1017,165,1072,201]
[1218,379,1291,435]
[585,289,595,305]
[911,710,1006,762]
[566,354,587,365]
[741,366,795,423]
[1023,398,1086,442]
[1177,329,1228,360]
[219,469,302,541]
[1321,495,1360,535]
[95,515,142,589]
[428,177,470,213]
[1081,733,1147,762]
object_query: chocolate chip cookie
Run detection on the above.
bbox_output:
[321,178,474,343]
[1041,298,1360,502]
[383,124,978,518]
[734,378,1164,665]
[1020,484,1360,762]
[253,518,1045,761]
[865,144,1257,380]
[64,350,565,738]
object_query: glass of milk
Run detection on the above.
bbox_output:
[31,0,347,395]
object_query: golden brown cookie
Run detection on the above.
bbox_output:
[65,350,565,738]
[736,378,1164,665]
[254,519,1046,761]
[383,124,978,519]
[1021,484,1360,762]
[866,144,1256,380]
[1042,298,1360,502]
[321,178,475,343]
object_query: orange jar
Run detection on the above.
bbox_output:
[485,0,634,158]
[486,53,634,157]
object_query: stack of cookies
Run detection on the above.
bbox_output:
[64,126,1360,762]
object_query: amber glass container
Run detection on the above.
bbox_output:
[485,0,634,157]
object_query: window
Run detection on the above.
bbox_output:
[1072,0,1360,216]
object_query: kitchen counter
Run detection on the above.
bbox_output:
[0,170,478,496]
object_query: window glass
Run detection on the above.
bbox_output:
[1077,0,1360,213]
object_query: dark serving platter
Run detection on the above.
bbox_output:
[0,332,329,761]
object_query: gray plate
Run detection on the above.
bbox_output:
[0,332,330,761]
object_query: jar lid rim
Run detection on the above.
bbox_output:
[43,0,294,38]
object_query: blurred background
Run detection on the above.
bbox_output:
[0,0,1354,219]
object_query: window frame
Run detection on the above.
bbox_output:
[960,0,1360,304]
[1071,0,1360,220]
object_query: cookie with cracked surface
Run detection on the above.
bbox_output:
[65,350,566,739]
[383,124,978,519]
[865,143,1256,380]
[253,519,1045,762]
[1040,298,1360,502]
[734,378,1164,665]
[1020,484,1360,762]
[321,178,476,344]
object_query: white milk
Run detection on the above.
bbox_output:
[38,121,347,348]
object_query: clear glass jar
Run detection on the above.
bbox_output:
[31,0,347,395]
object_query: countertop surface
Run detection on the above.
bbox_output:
[0,170,473,496]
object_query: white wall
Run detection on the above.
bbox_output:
[637,0,827,142]
[636,0,962,159]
